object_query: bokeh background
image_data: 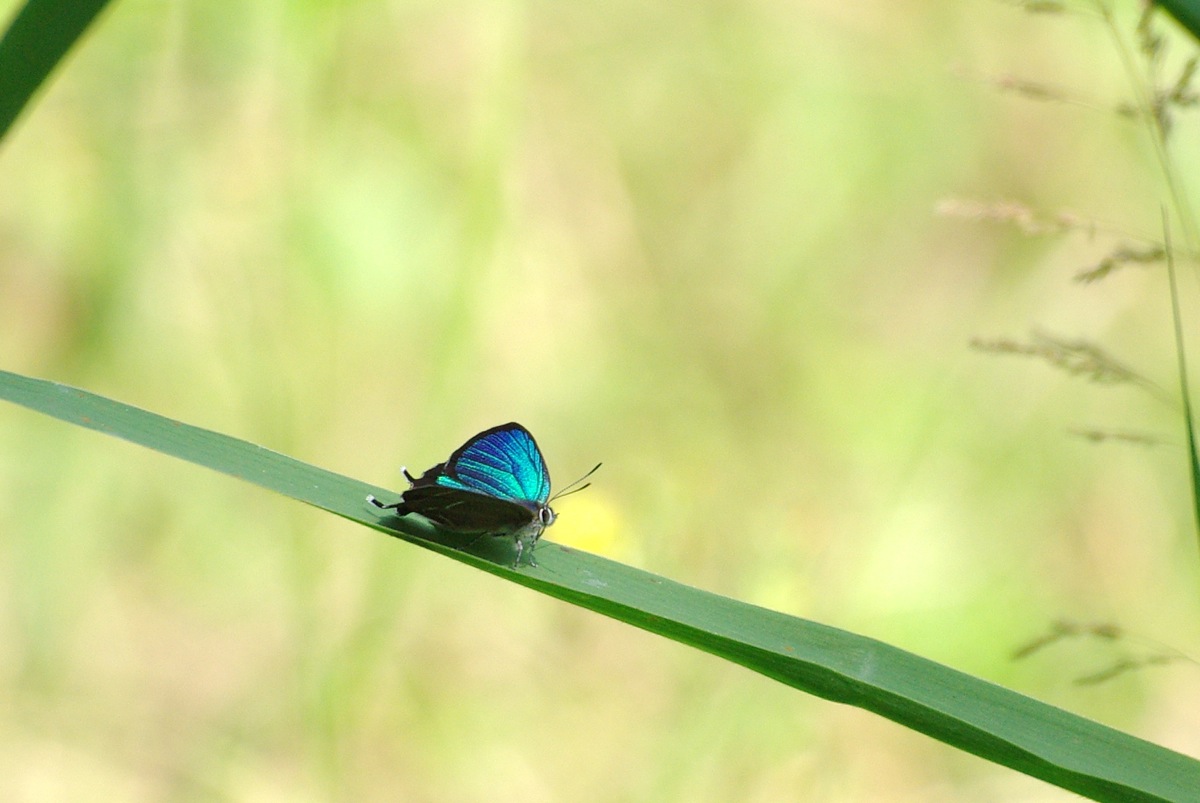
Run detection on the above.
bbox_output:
[1,0,1199,800]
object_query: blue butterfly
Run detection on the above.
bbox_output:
[368,423,598,567]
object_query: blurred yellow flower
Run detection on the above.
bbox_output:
[550,491,625,559]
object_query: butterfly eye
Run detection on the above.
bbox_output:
[539,506,555,526]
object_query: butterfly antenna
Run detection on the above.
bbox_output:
[550,462,602,501]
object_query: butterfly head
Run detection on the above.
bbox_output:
[503,502,555,568]
[514,499,556,533]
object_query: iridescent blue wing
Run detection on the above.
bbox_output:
[414,422,552,504]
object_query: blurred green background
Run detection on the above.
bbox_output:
[1,0,1199,800]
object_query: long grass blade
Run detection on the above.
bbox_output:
[1,368,1198,802]
[1164,210,1200,567]
[0,0,113,142]
[1157,0,1200,44]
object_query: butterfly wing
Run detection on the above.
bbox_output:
[397,423,552,535]
[398,485,537,533]
[413,422,552,505]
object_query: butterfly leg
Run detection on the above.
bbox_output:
[511,527,541,569]
[512,536,535,569]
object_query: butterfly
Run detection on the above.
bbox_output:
[368,423,598,567]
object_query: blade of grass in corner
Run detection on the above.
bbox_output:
[1,369,1199,802]
[0,0,113,143]
[1164,211,1200,560]
[1157,0,1200,44]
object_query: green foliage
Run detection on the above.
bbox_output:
[1164,218,1200,561]
[0,0,112,140]
[1158,0,1200,44]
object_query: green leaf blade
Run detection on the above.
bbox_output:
[1158,0,1200,44]
[1,368,1198,802]
[0,0,113,143]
